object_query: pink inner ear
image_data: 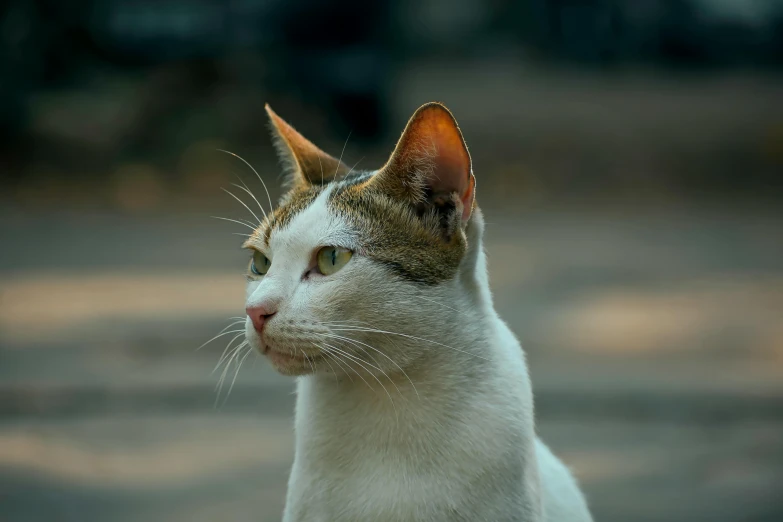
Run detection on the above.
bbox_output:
[377,102,476,222]
[428,132,470,195]
[421,112,472,198]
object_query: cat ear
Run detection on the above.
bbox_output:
[372,102,475,223]
[265,104,349,188]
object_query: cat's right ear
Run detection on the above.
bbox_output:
[372,102,476,225]
[265,104,349,189]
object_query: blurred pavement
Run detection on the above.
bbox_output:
[1,201,782,521]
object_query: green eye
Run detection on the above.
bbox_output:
[251,251,271,275]
[316,246,352,276]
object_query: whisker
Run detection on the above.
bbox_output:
[332,326,489,361]
[213,332,247,373]
[199,318,245,342]
[320,336,406,406]
[215,341,248,405]
[231,178,268,219]
[223,343,253,405]
[320,341,398,418]
[325,349,363,386]
[214,347,242,398]
[306,353,317,373]
[320,344,374,391]
[344,156,365,178]
[310,342,340,384]
[221,187,261,225]
[334,131,352,178]
[318,319,369,328]
[217,149,274,217]
[211,215,257,231]
[214,344,241,394]
[411,294,469,317]
[319,340,383,374]
[196,326,245,352]
[321,332,418,399]
[329,334,384,371]
[320,349,354,383]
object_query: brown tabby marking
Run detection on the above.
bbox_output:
[249,185,325,247]
[328,179,469,286]
[248,101,475,285]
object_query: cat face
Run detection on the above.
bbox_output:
[242,102,478,377]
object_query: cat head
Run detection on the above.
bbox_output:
[242,102,485,377]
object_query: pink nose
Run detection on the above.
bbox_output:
[246,304,276,333]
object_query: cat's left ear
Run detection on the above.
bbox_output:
[265,104,349,188]
[372,102,475,224]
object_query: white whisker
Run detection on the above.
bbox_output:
[320,349,354,383]
[231,178,268,219]
[310,342,340,384]
[215,341,248,405]
[223,343,253,405]
[213,332,247,373]
[301,350,316,374]
[332,326,489,361]
[320,341,398,417]
[321,343,374,391]
[196,326,244,352]
[321,332,418,399]
[221,187,262,225]
[411,294,469,317]
[217,149,274,217]
[344,156,365,178]
[334,131,352,178]
[211,215,257,231]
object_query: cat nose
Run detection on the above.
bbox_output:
[246,304,277,333]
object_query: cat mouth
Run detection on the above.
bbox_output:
[263,346,323,368]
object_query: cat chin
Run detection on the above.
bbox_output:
[262,345,323,376]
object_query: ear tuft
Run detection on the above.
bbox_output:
[265,104,349,189]
[372,102,475,226]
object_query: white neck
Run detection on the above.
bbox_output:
[284,207,548,521]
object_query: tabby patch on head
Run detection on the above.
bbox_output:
[255,102,476,285]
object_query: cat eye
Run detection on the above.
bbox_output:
[251,250,271,275]
[316,246,352,276]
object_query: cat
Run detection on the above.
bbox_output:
[238,101,593,522]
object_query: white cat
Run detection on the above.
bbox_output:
[238,102,593,521]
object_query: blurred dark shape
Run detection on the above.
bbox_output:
[0,0,782,198]
[0,0,392,188]
[515,0,783,68]
[273,0,392,143]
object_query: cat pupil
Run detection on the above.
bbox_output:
[331,249,336,265]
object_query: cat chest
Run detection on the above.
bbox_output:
[287,460,464,522]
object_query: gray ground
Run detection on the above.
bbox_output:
[1,202,782,521]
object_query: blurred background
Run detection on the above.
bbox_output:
[1,0,782,521]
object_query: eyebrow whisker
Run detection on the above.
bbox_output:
[217,149,274,217]
[221,187,262,225]
[211,216,257,231]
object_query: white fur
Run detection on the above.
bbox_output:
[244,193,593,522]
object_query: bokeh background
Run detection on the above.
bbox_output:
[1,1,783,521]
